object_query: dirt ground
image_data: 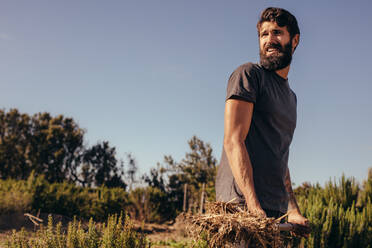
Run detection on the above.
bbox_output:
[135,215,191,246]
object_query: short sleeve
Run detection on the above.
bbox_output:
[226,63,261,103]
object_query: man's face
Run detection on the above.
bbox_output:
[259,21,296,71]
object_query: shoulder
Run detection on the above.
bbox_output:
[225,63,264,102]
[229,62,264,83]
[229,62,265,86]
[232,62,263,76]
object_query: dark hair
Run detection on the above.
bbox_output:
[257,7,300,39]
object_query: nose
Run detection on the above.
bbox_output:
[268,32,276,42]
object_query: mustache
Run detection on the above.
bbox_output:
[265,43,283,51]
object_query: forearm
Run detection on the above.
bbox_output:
[285,167,301,214]
[224,139,261,209]
[285,167,310,230]
[223,99,263,214]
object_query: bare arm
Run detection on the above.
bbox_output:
[285,167,301,214]
[285,167,309,228]
[223,99,265,216]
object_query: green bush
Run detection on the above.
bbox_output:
[0,177,33,214]
[0,172,176,222]
[0,172,130,221]
[292,173,372,248]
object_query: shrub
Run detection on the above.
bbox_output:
[291,173,372,248]
[0,177,32,214]
[0,172,130,221]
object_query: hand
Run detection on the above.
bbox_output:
[288,211,309,225]
[246,203,266,218]
[288,211,311,238]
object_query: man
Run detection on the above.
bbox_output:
[216,7,309,230]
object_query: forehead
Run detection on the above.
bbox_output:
[259,21,289,34]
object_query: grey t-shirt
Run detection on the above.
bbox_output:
[215,62,297,213]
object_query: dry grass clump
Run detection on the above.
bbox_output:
[186,201,284,248]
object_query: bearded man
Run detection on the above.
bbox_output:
[216,7,309,230]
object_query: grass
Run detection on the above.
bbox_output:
[4,214,148,248]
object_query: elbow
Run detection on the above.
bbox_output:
[223,136,245,153]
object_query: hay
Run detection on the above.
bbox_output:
[185,201,284,248]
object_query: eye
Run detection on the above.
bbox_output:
[260,32,268,37]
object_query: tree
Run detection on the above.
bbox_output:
[28,112,85,182]
[179,135,217,187]
[0,109,32,179]
[0,109,127,188]
[82,141,126,188]
[143,162,167,192]
[144,136,218,213]
[0,109,85,182]
[126,153,137,191]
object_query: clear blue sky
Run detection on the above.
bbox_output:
[1,0,371,186]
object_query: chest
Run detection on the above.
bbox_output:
[255,77,297,132]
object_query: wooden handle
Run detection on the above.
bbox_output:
[278,222,311,236]
[278,223,294,231]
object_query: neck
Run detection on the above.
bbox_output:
[275,65,290,80]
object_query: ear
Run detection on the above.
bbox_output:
[291,34,300,53]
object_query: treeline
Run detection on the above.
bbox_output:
[0,139,217,222]
[0,109,131,188]
[0,108,217,221]
[0,143,217,222]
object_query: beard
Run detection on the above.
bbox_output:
[260,41,293,71]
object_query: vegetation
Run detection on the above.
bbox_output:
[142,136,217,220]
[2,169,371,247]
[0,172,130,221]
[1,108,371,247]
[291,170,372,248]
[0,108,216,222]
[0,109,127,188]
[0,134,217,223]
[5,214,148,248]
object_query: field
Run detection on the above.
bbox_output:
[0,211,203,248]
[0,170,371,247]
